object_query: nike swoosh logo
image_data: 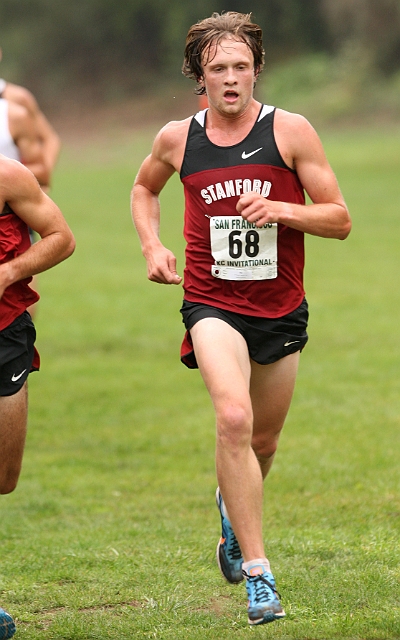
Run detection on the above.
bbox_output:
[11,369,27,382]
[241,147,263,159]
[284,341,300,347]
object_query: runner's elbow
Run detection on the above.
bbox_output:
[338,218,352,240]
[65,233,76,258]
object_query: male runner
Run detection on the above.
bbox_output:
[0,154,75,637]
[131,11,351,626]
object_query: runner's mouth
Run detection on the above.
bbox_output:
[224,90,239,100]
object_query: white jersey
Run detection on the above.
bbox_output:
[0,97,20,160]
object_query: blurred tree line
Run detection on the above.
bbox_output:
[0,0,399,113]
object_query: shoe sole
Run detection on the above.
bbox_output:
[248,610,286,625]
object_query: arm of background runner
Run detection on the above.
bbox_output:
[35,110,61,177]
[9,101,51,187]
[237,111,351,240]
[0,160,75,299]
[131,121,188,285]
[3,82,61,179]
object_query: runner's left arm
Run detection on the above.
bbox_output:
[237,113,351,239]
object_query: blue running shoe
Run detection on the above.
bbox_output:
[243,567,285,625]
[0,608,16,639]
[215,487,243,583]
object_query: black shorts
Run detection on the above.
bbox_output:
[0,312,38,396]
[180,298,309,368]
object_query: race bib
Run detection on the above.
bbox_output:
[210,216,277,280]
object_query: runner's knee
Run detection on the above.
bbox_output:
[251,434,279,460]
[216,403,253,448]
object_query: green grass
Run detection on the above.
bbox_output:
[1,123,399,639]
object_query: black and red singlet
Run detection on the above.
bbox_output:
[180,105,306,318]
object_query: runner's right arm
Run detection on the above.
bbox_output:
[131,121,189,285]
[0,159,75,299]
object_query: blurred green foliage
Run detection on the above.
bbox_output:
[0,0,399,120]
[260,46,400,125]
[0,0,342,99]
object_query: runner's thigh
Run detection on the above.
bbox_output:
[189,317,251,408]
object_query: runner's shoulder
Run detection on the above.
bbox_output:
[275,109,321,145]
[155,117,191,152]
[274,108,323,159]
[151,118,191,168]
[0,155,38,197]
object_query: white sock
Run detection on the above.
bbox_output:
[242,558,271,575]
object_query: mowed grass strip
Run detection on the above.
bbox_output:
[0,124,399,639]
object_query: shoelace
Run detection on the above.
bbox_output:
[225,530,242,561]
[242,570,282,603]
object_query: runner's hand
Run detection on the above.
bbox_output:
[145,246,182,285]
[237,192,286,227]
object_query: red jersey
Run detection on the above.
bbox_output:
[0,202,39,331]
[180,105,306,318]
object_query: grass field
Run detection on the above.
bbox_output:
[1,121,399,639]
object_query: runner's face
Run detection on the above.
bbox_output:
[201,38,256,116]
